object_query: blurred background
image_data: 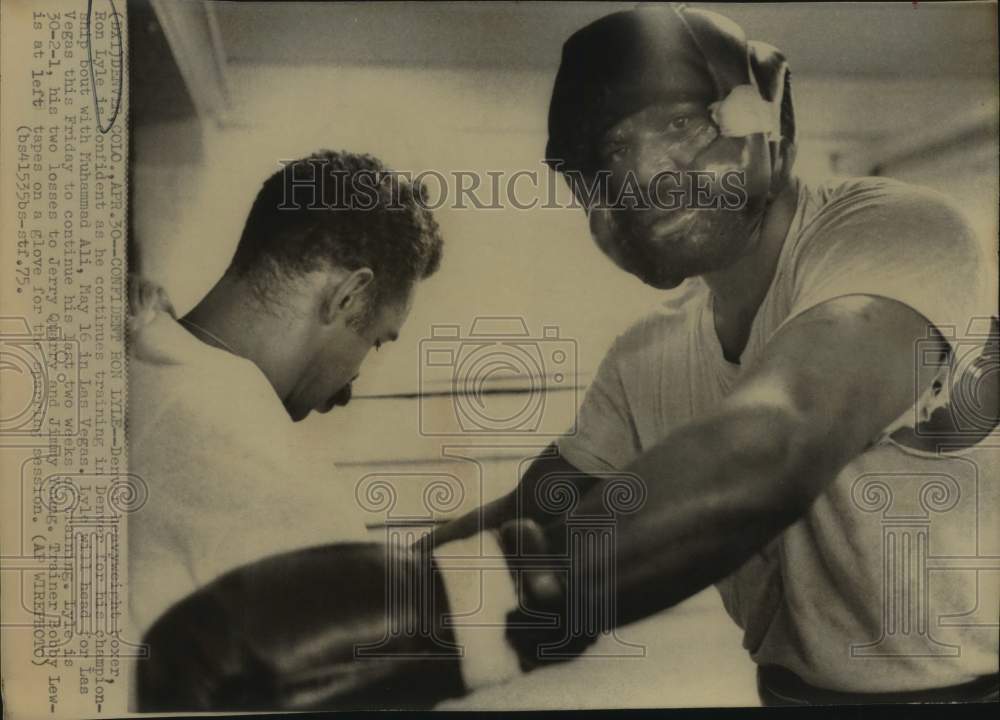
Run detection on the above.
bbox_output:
[128,2,997,707]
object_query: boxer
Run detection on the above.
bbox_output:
[433,2,999,704]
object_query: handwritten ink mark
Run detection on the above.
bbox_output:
[85,0,124,134]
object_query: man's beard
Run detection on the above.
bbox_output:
[593,199,768,289]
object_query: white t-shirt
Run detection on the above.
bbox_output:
[126,308,369,640]
[557,177,999,692]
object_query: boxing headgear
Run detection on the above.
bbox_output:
[545,3,793,177]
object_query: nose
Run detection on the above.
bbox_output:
[609,155,684,220]
[631,137,689,188]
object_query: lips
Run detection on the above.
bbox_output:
[648,210,696,237]
[322,383,353,413]
[626,208,696,244]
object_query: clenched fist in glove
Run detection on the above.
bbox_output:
[136,541,464,711]
[136,519,601,711]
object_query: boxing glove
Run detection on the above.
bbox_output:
[136,541,465,711]
[137,520,601,711]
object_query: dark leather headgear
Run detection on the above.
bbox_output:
[545,4,792,176]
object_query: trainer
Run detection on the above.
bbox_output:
[127,150,443,638]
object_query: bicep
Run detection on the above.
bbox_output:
[728,295,947,479]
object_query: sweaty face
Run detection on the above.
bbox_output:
[584,96,773,289]
[285,295,411,422]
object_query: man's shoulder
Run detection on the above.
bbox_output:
[806,175,973,235]
[790,175,982,276]
[129,312,289,445]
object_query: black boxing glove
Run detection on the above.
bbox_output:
[138,522,604,711]
[497,517,601,671]
[424,517,602,690]
[136,542,464,711]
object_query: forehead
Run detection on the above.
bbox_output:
[598,48,716,135]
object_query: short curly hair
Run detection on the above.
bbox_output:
[230,150,443,319]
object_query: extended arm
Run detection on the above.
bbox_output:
[536,295,947,624]
[431,295,942,567]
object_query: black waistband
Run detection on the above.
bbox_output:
[757,664,1000,706]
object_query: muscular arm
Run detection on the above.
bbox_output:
[549,295,946,624]
[433,296,942,560]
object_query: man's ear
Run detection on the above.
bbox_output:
[320,268,374,326]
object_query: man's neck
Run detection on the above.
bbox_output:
[702,178,800,362]
[181,277,299,399]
